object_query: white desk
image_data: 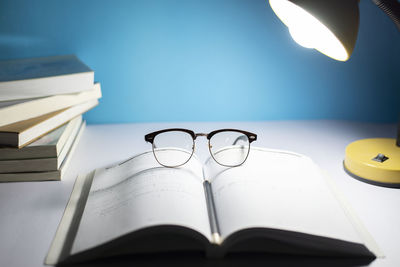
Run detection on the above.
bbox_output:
[0,120,398,267]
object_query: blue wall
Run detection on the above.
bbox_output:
[0,0,399,123]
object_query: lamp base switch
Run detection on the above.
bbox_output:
[372,153,389,163]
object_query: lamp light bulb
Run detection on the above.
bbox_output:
[269,0,349,61]
[288,26,315,49]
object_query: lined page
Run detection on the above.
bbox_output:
[204,147,363,244]
[71,150,211,254]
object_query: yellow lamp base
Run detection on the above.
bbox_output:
[344,138,400,188]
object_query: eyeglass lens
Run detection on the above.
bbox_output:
[209,131,250,167]
[152,130,194,167]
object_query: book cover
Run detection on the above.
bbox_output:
[0,55,94,101]
[0,83,101,127]
[0,99,97,148]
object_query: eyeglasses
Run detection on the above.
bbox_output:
[145,128,257,168]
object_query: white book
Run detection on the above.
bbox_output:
[0,99,98,148]
[0,120,86,182]
[0,116,82,172]
[46,147,382,265]
[0,116,82,160]
[0,83,101,127]
[0,55,94,101]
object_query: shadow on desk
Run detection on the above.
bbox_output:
[57,252,374,267]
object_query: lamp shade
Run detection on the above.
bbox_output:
[269,0,360,61]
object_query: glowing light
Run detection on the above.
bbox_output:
[269,0,349,61]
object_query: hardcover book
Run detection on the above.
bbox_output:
[46,147,381,265]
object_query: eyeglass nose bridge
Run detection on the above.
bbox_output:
[195,133,208,139]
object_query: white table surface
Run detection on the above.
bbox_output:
[0,120,398,267]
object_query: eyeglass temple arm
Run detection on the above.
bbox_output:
[232,135,249,146]
[144,134,158,148]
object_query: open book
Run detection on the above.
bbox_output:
[46,147,381,265]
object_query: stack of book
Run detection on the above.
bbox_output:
[0,55,102,182]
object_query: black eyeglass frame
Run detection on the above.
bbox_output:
[145,128,257,167]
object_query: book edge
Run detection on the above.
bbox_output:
[0,120,85,182]
[17,99,97,148]
[0,71,94,86]
[0,72,94,101]
[56,117,84,167]
[0,118,83,172]
[0,55,92,77]
[0,83,100,127]
[55,116,83,156]
[321,170,385,258]
[59,121,86,177]
[0,117,79,160]
[0,157,57,173]
[45,170,96,265]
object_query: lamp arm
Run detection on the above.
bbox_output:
[372,1,400,147]
[372,0,400,31]
[397,119,400,147]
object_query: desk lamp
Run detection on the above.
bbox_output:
[269,0,400,187]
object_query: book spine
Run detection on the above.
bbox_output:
[45,171,96,265]
[0,132,19,147]
[203,180,221,245]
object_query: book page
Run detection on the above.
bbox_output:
[204,147,363,245]
[71,149,211,254]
